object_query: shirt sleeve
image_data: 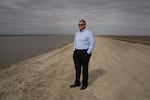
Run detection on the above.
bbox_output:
[87,31,94,54]
[73,33,76,51]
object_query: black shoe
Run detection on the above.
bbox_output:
[70,83,80,88]
[80,85,87,90]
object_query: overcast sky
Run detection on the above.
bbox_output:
[0,0,150,35]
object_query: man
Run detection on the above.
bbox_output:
[70,20,94,90]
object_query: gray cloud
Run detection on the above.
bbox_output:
[0,0,150,35]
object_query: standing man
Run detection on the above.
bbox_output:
[70,20,94,90]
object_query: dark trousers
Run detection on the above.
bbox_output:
[73,49,91,86]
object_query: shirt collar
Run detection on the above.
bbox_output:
[80,29,86,32]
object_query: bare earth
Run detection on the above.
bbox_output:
[0,36,150,100]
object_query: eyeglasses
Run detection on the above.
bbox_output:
[78,24,85,26]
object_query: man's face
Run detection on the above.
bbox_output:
[78,21,86,31]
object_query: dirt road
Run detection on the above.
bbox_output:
[0,37,150,100]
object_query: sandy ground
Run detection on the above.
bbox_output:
[0,36,150,100]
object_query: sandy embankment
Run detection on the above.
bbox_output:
[0,37,150,100]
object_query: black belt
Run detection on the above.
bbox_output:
[75,49,88,52]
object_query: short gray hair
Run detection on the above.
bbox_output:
[80,20,86,25]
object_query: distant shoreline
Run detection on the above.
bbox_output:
[98,35,150,45]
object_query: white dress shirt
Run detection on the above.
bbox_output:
[74,29,94,54]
